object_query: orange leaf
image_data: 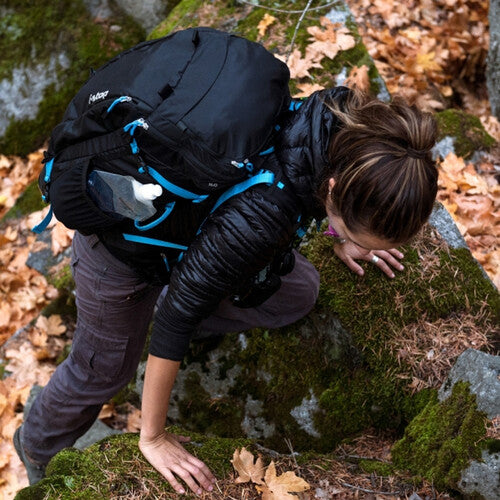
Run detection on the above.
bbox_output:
[293,82,325,98]
[257,13,276,39]
[51,222,74,256]
[345,65,370,91]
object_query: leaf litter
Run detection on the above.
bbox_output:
[1,2,499,497]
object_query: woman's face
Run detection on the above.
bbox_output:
[325,178,396,254]
[325,208,396,253]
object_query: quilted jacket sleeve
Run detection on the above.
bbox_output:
[149,167,300,360]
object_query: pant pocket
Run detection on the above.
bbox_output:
[71,328,129,383]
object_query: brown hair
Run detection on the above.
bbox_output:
[318,91,438,244]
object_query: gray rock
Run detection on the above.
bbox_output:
[432,135,456,159]
[74,419,121,450]
[0,53,70,136]
[428,203,468,250]
[83,0,167,32]
[82,0,113,20]
[290,390,321,438]
[241,396,275,439]
[26,229,71,276]
[458,449,500,500]
[115,0,167,33]
[487,0,500,118]
[438,349,500,419]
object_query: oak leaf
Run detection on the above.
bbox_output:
[231,447,265,485]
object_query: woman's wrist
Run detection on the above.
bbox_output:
[140,426,166,442]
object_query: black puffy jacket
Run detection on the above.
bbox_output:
[101,87,350,360]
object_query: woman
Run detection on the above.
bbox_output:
[15,86,438,496]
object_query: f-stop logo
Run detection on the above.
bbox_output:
[88,90,109,105]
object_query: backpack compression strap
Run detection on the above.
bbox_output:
[122,169,279,262]
[32,158,55,234]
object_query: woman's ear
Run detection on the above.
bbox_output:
[328,177,335,193]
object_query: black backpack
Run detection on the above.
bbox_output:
[34,27,291,242]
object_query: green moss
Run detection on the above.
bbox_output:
[484,439,500,454]
[49,264,74,293]
[148,0,205,38]
[1,0,144,156]
[164,227,498,455]
[43,264,77,318]
[436,109,496,158]
[359,459,395,476]
[15,431,252,499]
[392,382,487,490]
[2,181,46,222]
[177,370,244,438]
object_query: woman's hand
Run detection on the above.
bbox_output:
[333,240,405,278]
[139,430,215,496]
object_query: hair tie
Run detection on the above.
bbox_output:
[406,147,428,160]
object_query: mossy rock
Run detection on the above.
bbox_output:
[14,430,253,499]
[0,0,145,156]
[435,109,496,158]
[163,223,498,455]
[149,0,388,98]
[391,382,491,492]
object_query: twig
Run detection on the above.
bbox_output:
[236,0,340,15]
[339,453,392,464]
[284,437,300,469]
[287,0,315,62]
[254,443,287,458]
[341,482,403,496]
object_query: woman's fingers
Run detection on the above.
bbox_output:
[388,248,404,260]
[344,255,365,276]
[170,464,206,496]
[139,431,215,496]
[172,434,191,443]
[370,250,404,278]
[373,250,405,272]
[162,468,189,495]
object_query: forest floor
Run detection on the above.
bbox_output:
[0,0,498,498]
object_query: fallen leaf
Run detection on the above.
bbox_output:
[51,221,74,256]
[293,82,325,98]
[257,13,276,39]
[99,403,115,420]
[344,65,370,91]
[46,315,66,336]
[126,407,142,432]
[231,447,265,485]
[258,461,310,499]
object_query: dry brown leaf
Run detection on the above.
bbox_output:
[231,447,265,485]
[98,403,115,420]
[344,64,370,91]
[293,82,325,98]
[51,221,74,256]
[126,407,142,432]
[46,315,66,336]
[256,461,310,499]
[277,50,322,79]
[257,13,276,39]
